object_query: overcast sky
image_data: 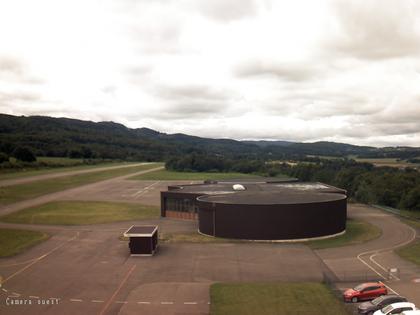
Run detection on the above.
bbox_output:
[1,0,420,147]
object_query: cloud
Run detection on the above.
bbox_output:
[326,0,420,60]
[234,59,320,82]
[156,84,230,101]
[0,56,23,76]
[190,0,258,22]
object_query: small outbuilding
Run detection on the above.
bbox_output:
[123,225,158,256]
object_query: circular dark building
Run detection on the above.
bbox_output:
[160,179,347,241]
[197,191,346,241]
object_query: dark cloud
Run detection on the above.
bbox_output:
[234,59,320,82]
[191,0,258,22]
[326,0,420,60]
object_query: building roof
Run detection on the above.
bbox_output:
[197,191,346,205]
[124,225,158,237]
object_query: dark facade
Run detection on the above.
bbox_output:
[197,192,346,240]
[160,179,347,241]
[123,225,158,256]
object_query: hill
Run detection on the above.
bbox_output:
[0,113,419,161]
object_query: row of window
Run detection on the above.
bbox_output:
[165,197,198,213]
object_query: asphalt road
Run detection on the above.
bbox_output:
[0,173,419,315]
[0,163,148,187]
[0,166,164,217]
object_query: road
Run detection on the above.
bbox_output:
[0,166,164,217]
[0,163,149,187]
[0,173,419,315]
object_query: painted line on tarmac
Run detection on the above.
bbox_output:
[137,301,151,304]
[92,300,104,303]
[131,181,161,198]
[161,301,174,305]
[184,302,198,305]
[1,232,80,285]
[29,295,40,299]
[97,264,136,315]
[70,299,83,302]
[356,224,417,295]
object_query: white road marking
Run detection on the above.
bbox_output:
[12,292,20,296]
[70,299,83,302]
[356,222,417,296]
[161,301,174,305]
[184,302,198,305]
[137,301,151,304]
[1,232,80,285]
[115,301,128,304]
[131,181,160,198]
[2,288,8,292]
[92,300,104,303]
[29,296,40,299]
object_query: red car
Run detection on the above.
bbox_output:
[343,282,388,303]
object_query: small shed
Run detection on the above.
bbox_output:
[123,225,158,256]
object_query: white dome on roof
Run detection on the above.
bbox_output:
[233,184,246,191]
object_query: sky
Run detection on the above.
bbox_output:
[0,0,420,147]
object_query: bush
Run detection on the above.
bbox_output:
[12,147,36,162]
[0,152,9,163]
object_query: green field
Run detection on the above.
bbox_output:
[210,282,349,315]
[129,169,261,181]
[0,163,162,205]
[0,228,49,257]
[355,158,419,168]
[307,219,381,250]
[0,201,160,225]
[396,240,420,267]
[0,160,137,181]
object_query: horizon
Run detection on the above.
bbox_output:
[3,112,419,149]
[1,0,420,147]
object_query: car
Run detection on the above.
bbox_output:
[400,311,420,315]
[373,302,417,315]
[343,282,388,303]
[358,294,408,314]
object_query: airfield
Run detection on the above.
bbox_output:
[0,163,419,315]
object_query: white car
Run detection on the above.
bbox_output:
[373,302,416,315]
[400,311,420,315]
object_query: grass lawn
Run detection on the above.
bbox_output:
[0,201,160,225]
[210,282,349,315]
[395,240,420,266]
[306,219,381,250]
[0,163,162,205]
[129,169,262,181]
[160,232,231,243]
[0,228,49,257]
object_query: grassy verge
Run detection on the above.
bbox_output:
[160,232,231,243]
[210,282,349,315]
[0,201,160,225]
[0,163,162,205]
[307,219,381,250]
[0,228,49,257]
[395,240,420,266]
[129,169,261,181]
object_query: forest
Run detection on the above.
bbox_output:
[166,154,420,212]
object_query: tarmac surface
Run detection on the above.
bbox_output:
[0,169,419,315]
[0,163,147,187]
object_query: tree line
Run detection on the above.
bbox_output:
[165,154,420,212]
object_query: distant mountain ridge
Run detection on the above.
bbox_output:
[0,113,419,160]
